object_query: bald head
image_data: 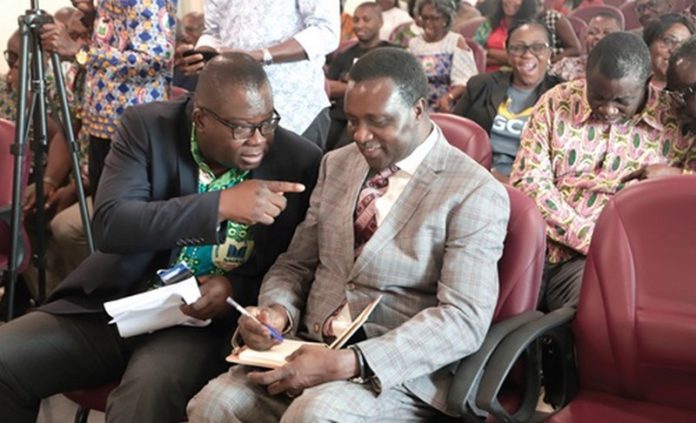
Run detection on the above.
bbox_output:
[195,53,272,112]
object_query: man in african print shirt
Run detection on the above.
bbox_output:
[511,33,696,311]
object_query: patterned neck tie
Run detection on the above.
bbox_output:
[354,165,399,256]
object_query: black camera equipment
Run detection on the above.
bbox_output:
[5,0,95,319]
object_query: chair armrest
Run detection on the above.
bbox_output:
[447,310,543,416]
[475,307,577,422]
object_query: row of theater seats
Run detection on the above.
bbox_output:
[2,112,695,421]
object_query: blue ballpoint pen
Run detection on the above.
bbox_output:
[225,297,284,342]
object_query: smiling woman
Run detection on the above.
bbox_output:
[644,13,695,90]
[453,20,563,181]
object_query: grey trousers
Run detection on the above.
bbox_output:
[0,311,234,423]
[301,107,331,151]
[540,256,586,311]
[187,365,438,422]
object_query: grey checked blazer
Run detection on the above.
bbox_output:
[258,126,510,415]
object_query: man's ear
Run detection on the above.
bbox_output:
[413,97,427,121]
[192,107,205,130]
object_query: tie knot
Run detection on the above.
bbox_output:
[366,165,399,189]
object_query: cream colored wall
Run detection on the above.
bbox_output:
[0,0,203,74]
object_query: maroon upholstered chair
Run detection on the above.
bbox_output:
[566,16,588,51]
[456,16,488,40]
[569,5,625,29]
[431,112,492,169]
[465,37,487,74]
[604,0,627,7]
[64,382,119,423]
[0,118,31,274]
[447,185,546,419]
[171,85,188,100]
[620,1,642,30]
[478,175,696,422]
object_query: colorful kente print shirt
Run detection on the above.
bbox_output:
[82,0,176,139]
[176,126,255,276]
[511,79,696,263]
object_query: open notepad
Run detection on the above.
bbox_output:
[226,296,382,369]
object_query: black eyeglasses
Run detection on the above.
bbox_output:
[199,106,281,140]
[3,50,18,68]
[666,82,696,107]
[506,42,550,57]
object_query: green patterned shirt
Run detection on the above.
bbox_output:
[176,125,255,275]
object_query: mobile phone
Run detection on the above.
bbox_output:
[182,49,219,63]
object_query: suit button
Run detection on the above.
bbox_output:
[346,282,355,291]
[313,323,320,333]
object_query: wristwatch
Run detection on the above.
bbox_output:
[261,47,273,66]
[348,345,370,384]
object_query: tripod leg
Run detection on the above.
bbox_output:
[49,53,95,255]
[6,18,33,320]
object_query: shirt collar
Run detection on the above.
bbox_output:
[394,123,438,176]
[574,79,664,130]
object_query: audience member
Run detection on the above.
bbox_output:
[474,0,538,72]
[409,0,478,112]
[389,0,423,47]
[633,0,674,37]
[179,0,339,150]
[327,2,392,150]
[550,12,622,81]
[644,13,695,90]
[535,0,582,62]
[667,35,696,131]
[454,21,562,181]
[0,54,322,423]
[377,0,414,40]
[187,46,508,423]
[41,0,177,199]
[173,12,204,92]
[510,32,696,311]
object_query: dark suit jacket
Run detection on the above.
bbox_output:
[42,95,322,314]
[453,70,563,133]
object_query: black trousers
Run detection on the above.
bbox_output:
[88,135,112,198]
[0,311,234,423]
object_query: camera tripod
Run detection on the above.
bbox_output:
[5,0,94,319]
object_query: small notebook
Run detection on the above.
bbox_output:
[226,295,382,369]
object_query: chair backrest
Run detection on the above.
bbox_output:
[493,185,546,321]
[465,37,487,74]
[0,118,32,272]
[566,16,588,51]
[574,175,696,410]
[456,16,488,40]
[604,0,627,7]
[431,112,492,169]
[0,119,22,205]
[620,1,642,30]
[569,4,626,30]
[171,86,188,100]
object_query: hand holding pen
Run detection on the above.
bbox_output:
[226,297,284,349]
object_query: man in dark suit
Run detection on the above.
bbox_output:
[0,53,322,423]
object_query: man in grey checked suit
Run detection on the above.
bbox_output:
[187,47,510,421]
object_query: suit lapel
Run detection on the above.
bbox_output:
[178,99,197,197]
[349,132,450,279]
[336,151,370,275]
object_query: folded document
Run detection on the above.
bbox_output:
[104,277,210,338]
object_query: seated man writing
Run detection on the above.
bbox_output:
[510,32,696,311]
[0,53,322,422]
[187,47,510,422]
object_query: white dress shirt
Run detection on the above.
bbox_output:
[197,0,340,135]
[374,123,439,225]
